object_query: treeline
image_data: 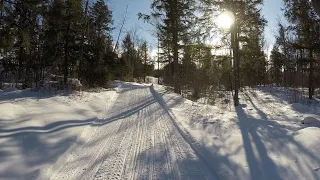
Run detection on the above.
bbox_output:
[1,0,319,102]
[0,0,154,89]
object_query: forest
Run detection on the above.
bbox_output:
[0,0,319,106]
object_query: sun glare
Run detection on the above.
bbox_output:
[218,11,235,29]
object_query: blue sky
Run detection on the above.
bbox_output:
[107,0,284,52]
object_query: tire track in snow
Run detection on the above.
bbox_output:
[121,110,143,180]
[91,114,136,180]
[87,88,150,180]
[91,87,151,180]
[159,105,213,180]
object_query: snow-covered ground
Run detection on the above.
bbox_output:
[0,82,217,180]
[0,82,319,180]
[156,85,320,180]
[0,88,118,179]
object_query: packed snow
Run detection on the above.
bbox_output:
[0,82,319,180]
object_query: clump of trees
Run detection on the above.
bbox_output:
[0,0,154,90]
[141,0,267,105]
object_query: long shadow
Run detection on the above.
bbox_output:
[236,106,282,180]
[236,94,320,180]
[0,89,167,139]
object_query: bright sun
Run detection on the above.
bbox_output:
[217,11,235,29]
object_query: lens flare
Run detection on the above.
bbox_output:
[218,11,235,29]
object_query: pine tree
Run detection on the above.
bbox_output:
[121,33,135,81]
[148,0,197,94]
[269,45,284,86]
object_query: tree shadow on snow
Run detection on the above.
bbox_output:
[236,96,320,180]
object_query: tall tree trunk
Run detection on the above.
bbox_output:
[79,0,89,78]
[144,48,147,83]
[170,0,180,94]
[157,35,160,84]
[231,16,240,106]
[173,31,180,93]
[309,49,314,99]
[64,24,70,86]
[172,22,180,93]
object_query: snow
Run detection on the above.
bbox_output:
[155,85,320,180]
[146,76,159,84]
[2,87,18,92]
[0,88,118,179]
[67,78,82,87]
[0,82,319,180]
[301,117,320,125]
[291,103,308,112]
[0,82,217,180]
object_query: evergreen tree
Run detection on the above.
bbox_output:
[121,33,135,80]
[148,0,198,94]
[269,45,284,86]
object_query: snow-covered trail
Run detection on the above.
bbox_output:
[37,83,217,180]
